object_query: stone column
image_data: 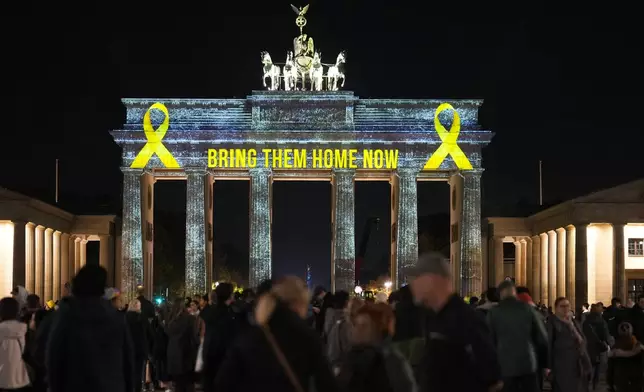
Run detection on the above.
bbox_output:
[556,228,566,298]
[493,236,504,286]
[613,223,626,300]
[60,233,70,294]
[331,169,356,293]
[52,231,61,301]
[520,239,528,285]
[575,224,589,312]
[80,239,88,268]
[249,167,272,289]
[99,235,110,274]
[25,223,35,293]
[565,226,576,306]
[540,233,549,306]
[141,172,154,299]
[390,175,400,287]
[525,238,533,292]
[460,170,483,296]
[449,174,463,293]
[35,226,45,298]
[531,235,541,303]
[514,241,522,284]
[121,168,144,300]
[395,168,418,289]
[12,221,26,288]
[205,174,214,290]
[548,230,557,305]
[74,238,81,273]
[185,168,209,296]
[44,228,53,301]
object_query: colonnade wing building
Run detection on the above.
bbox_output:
[0,188,119,302]
[485,178,644,310]
[111,91,492,298]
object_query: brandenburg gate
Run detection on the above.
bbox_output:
[110,5,493,298]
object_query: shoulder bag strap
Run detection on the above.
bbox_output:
[261,326,305,392]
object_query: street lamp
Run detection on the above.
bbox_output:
[384,281,392,290]
[354,285,363,295]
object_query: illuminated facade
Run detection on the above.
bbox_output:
[110,5,493,297]
[485,178,644,310]
[111,92,492,297]
[0,188,120,301]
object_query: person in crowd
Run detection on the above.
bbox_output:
[22,294,47,332]
[324,291,348,339]
[408,252,502,392]
[487,280,547,392]
[336,302,417,392]
[545,297,592,392]
[188,300,200,317]
[126,299,151,392]
[47,265,134,392]
[311,285,327,332]
[607,321,644,392]
[198,294,210,313]
[165,299,199,392]
[200,283,238,392]
[214,276,338,392]
[10,287,28,316]
[387,290,401,309]
[391,285,424,378]
[374,291,388,304]
[136,286,156,322]
[625,298,635,309]
[582,303,611,391]
[469,296,479,307]
[476,287,499,317]
[151,305,171,392]
[328,297,363,372]
[603,297,624,338]
[0,297,31,391]
[627,294,644,341]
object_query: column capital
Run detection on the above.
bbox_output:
[461,168,484,177]
[120,167,144,175]
[332,168,356,175]
[25,222,35,228]
[53,230,61,236]
[45,228,54,234]
[520,238,528,244]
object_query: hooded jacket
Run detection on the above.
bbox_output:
[0,320,30,389]
[46,297,134,392]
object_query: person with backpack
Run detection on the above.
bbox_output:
[336,302,417,392]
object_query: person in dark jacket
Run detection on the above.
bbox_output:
[628,294,644,342]
[200,283,238,392]
[214,276,338,392]
[337,302,417,392]
[126,299,152,392]
[46,265,134,392]
[165,299,198,392]
[487,281,548,392]
[582,303,611,390]
[408,252,502,392]
[391,285,424,377]
[136,286,156,322]
[602,297,624,338]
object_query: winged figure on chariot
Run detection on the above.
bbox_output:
[260,4,346,91]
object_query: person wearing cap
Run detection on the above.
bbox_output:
[408,252,502,392]
[487,280,548,392]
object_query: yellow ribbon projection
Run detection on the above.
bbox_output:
[130,103,180,169]
[424,103,472,170]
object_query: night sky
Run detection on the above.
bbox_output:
[5,2,643,287]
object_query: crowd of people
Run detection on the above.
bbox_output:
[1,252,643,392]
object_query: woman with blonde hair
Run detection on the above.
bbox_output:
[327,297,364,372]
[214,276,337,392]
[126,299,150,392]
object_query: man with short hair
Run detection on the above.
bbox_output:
[47,265,134,392]
[409,252,502,392]
[136,285,156,321]
[487,281,548,392]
